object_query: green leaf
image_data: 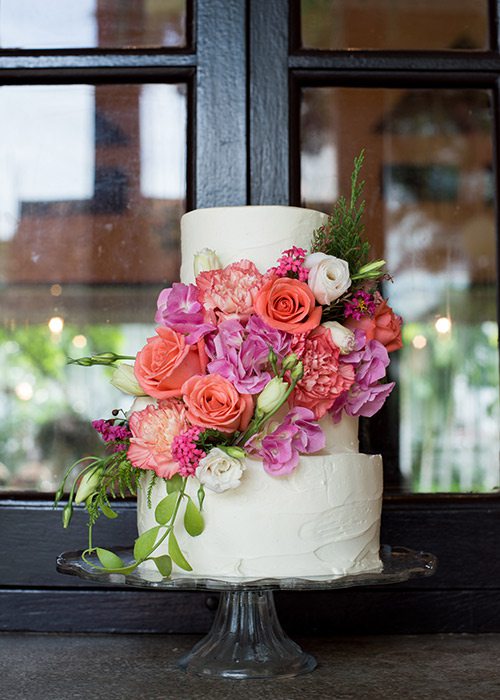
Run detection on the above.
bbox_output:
[151,555,172,577]
[166,473,183,493]
[168,532,192,571]
[100,503,118,519]
[96,548,124,570]
[184,497,204,537]
[154,491,179,525]
[133,525,161,562]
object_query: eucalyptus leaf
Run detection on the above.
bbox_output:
[184,497,205,537]
[96,547,124,570]
[151,555,172,577]
[154,491,179,525]
[100,503,118,519]
[166,473,183,493]
[133,525,161,562]
[168,532,192,571]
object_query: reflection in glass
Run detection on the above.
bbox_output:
[0,83,187,492]
[301,0,488,51]
[0,0,187,49]
[301,87,498,493]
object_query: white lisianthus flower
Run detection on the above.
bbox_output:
[110,363,147,396]
[197,447,246,493]
[322,321,356,354]
[74,467,103,504]
[304,252,351,305]
[194,248,221,276]
[125,396,157,419]
[256,376,289,416]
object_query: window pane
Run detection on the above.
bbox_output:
[301,87,499,493]
[0,83,187,492]
[0,0,187,49]
[301,0,488,51]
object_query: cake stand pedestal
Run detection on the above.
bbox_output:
[57,544,437,680]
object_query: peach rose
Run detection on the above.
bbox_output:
[134,327,207,399]
[181,374,254,434]
[347,297,402,352]
[254,277,322,334]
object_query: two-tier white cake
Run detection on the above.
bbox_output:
[137,206,383,580]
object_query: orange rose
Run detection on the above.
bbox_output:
[254,277,322,334]
[347,297,403,352]
[181,374,254,434]
[134,327,207,399]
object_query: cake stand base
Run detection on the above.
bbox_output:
[177,590,316,679]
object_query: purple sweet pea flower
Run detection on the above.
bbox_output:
[206,316,291,394]
[330,329,395,421]
[256,407,325,476]
[155,283,215,344]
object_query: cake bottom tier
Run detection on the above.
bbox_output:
[137,453,383,581]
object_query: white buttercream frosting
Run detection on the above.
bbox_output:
[137,205,383,579]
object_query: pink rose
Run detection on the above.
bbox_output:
[127,399,189,478]
[134,327,207,399]
[346,296,402,352]
[181,374,254,434]
[290,326,355,418]
[196,259,264,322]
[254,277,322,334]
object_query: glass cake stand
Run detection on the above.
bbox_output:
[57,544,437,680]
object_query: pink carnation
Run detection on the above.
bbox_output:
[196,259,264,323]
[127,399,189,478]
[290,326,355,419]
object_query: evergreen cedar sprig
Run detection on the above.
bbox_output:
[311,150,369,272]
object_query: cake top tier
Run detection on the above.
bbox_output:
[180,205,328,284]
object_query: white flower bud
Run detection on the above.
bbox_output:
[197,447,245,493]
[322,321,356,354]
[304,252,351,305]
[256,377,289,416]
[110,363,147,396]
[194,248,221,277]
[74,468,103,504]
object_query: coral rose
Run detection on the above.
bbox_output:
[346,295,402,352]
[134,327,207,399]
[254,277,322,334]
[181,374,254,434]
[291,326,355,419]
[127,399,189,478]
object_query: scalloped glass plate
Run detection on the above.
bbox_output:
[57,544,437,592]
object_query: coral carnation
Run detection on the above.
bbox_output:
[291,326,355,418]
[127,399,189,478]
[196,259,264,323]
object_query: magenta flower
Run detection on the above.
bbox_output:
[92,419,131,452]
[254,407,325,476]
[155,283,215,344]
[269,246,309,282]
[171,426,206,477]
[206,316,291,394]
[344,290,376,321]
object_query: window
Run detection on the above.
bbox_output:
[1,0,498,634]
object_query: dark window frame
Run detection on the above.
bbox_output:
[1,0,499,633]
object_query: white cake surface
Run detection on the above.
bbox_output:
[137,205,383,579]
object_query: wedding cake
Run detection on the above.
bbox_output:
[137,207,384,580]
[59,168,402,584]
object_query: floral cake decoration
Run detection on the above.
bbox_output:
[55,151,402,577]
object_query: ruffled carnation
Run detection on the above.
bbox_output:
[290,326,355,419]
[127,399,189,478]
[196,259,264,323]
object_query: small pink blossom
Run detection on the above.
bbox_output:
[171,426,206,477]
[196,259,265,323]
[269,247,309,282]
[92,419,131,452]
[344,290,376,321]
[127,399,189,478]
